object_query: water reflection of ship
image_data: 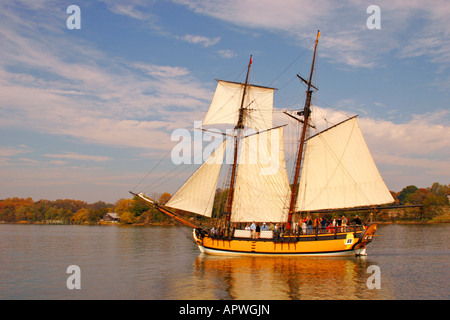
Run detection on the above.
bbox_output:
[193,254,389,300]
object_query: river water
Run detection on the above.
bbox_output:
[0,223,448,300]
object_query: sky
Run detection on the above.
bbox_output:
[0,0,449,204]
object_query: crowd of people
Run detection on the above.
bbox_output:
[292,215,362,235]
[208,215,364,239]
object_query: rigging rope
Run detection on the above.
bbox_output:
[269,43,314,87]
[131,147,173,193]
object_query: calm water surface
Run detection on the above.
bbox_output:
[0,223,448,300]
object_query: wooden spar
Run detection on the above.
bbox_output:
[130,191,199,229]
[286,30,320,230]
[155,206,199,229]
[225,55,253,222]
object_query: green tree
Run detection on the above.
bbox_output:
[405,188,429,205]
[430,182,449,197]
[130,197,152,217]
[398,185,418,204]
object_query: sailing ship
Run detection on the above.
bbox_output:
[132,31,394,256]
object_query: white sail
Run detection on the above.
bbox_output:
[203,80,275,131]
[165,140,226,217]
[231,127,291,223]
[296,117,394,212]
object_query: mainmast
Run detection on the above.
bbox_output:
[225,55,253,222]
[286,30,320,230]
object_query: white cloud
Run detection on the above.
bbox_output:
[174,0,328,32]
[44,152,112,162]
[100,0,155,21]
[130,63,190,78]
[176,34,221,47]
[175,0,450,70]
[0,145,31,157]
[217,49,237,59]
[109,4,150,20]
[0,2,214,154]
[360,110,450,158]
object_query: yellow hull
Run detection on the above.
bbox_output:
[193,224,377,257]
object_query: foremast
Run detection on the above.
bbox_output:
[286,30,320,230]
[225,55,253,223]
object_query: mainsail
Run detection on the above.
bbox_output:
[231,127,291,223]
[295,116,394,212]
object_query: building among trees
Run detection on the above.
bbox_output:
[103,212,120,222]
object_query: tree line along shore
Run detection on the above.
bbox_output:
[1,182,449,226]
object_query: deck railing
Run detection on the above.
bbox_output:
[207,224,365,240]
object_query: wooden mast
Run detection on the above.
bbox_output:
[286,30,320,230]
[225,55,253,222]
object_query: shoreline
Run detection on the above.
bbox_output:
[1,220,448,226]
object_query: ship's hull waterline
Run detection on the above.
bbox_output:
[193,223,377,257]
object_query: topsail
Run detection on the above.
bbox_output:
[203,80,276,131]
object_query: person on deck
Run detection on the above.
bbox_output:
[352,215,362,225]
[301,219,307,235]
[306,217,312,234]
[314,217,320,234]
[250,221,257,239]
[342,216,348,232]
[320,218,327,233]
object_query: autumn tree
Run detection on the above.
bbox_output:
[398,185,418,204]
[119,211,136,224]
[405,188,429,205]
[73,208,88,223]
[158,193,171,205]
[115,199,134,215]
[14,205,33,222]
[130,196,153,217]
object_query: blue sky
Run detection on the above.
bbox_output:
[0,0,448,203]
